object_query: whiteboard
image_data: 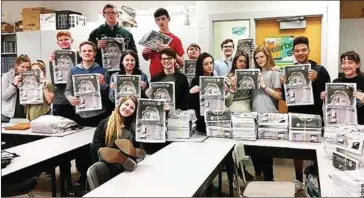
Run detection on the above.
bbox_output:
[339,18,364,72]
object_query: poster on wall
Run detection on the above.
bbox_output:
[264,36,295,68]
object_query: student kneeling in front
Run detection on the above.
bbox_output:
[144,48,189,154]
[91,96,146,178]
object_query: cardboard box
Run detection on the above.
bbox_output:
[22,7,56,31]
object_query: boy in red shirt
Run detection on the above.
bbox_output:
[142,8,185,77]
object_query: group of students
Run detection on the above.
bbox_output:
[2,3,364,195]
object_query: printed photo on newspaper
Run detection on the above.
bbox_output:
[53,50,77,84]
[101,37,126,71]
[199,76,225,116]
[288,113,322,130]
[235,69,260,90]
[284,64,314,106]
[19,70,44,105]
[184,60,197,75]
[332,151,360,171]
[236,38,255,67]
[72,74,102,113]
[136,99,166,143]
[150,82,175,111]
[138,30,172,52]
[325,83,357,125]
[114,75,141,105]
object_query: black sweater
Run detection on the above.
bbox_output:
[151,71,189,111]
[90,118,140,163]
[188,77,206,133]
[282,60,331,119]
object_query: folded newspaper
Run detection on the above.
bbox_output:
[231,112,258,140]
[138,30,173,52]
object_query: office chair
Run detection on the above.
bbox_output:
[234,142,295,197]
[86,161,111,191]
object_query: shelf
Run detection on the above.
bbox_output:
[1,32,16,35]
[1,52,17,55]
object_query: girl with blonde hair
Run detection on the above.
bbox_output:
[91,96,146,178]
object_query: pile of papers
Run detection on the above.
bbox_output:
[288,113,322,143]
[257,113,289,140]
[323,125,354,159]
[167,109,196,139]
[331,170,364,197]
[231,112,258,141]
[205,110,232,138]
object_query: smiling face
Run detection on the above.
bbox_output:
[106,44,121,56]
[161,54,175,70]
[341,57,360,77]
[331,91,350,106]
[57,35,73,49]
[154,89,171,101]
[123,54,135,72]
[120,83,136,96]
[80,44,96,61]
[255,51,267,68]
[236,55,248,69]
[293,43,310,64]
[222,42,234,57]
[119,98,136,117]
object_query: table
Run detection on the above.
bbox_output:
[2,127,96,196]
[316,145,334,197]
[2,127,91,137]
[83,141,235,197]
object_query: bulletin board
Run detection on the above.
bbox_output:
[255,16,322,113]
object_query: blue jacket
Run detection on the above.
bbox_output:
[64,63,110,118]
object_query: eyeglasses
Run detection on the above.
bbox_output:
[161,57,174,61]
[223,45,234,49]
[104,11,117,15]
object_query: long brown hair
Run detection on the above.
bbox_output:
[253,45,275,69]
[105,96,138,146]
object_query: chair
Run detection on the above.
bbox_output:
[87,161,111,191]
[234,142,295,197]
[1,176,38,197]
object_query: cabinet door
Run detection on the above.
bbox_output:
[16,31,41,62]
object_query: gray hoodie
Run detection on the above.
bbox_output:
[2,69,18,118]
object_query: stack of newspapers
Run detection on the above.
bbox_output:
[167,109,196,139]
[334,127,364,171]
[288,113,322,143]
[205,110,233,138]
[323,124,358,159]
[231,112,258,140]
[257,113,289,140]
[331,170,364,197]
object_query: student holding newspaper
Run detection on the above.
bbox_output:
[109,50,149,103]
[250,45,283,182]
[321,51,364,125]
[91,96,146,179]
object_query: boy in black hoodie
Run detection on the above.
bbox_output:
[281,36,331,192]
[144,48,189,154]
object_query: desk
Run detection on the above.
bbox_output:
[316,145,334,197]
[205,138,319,160]
[2,127,91,137]
[84,141,235,197]
[2,127,96,197]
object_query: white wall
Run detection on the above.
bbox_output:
[196,1,340,80]
[339,18,364,73]
[2,1,196,23]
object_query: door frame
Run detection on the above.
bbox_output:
[208,6,332,76]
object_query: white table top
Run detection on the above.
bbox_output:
[205,138,321,150]
[316,145,334,197]
[2,127,96,177]
[84,141,235,197]
[166,131,208,142]
[2,127,92,137]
